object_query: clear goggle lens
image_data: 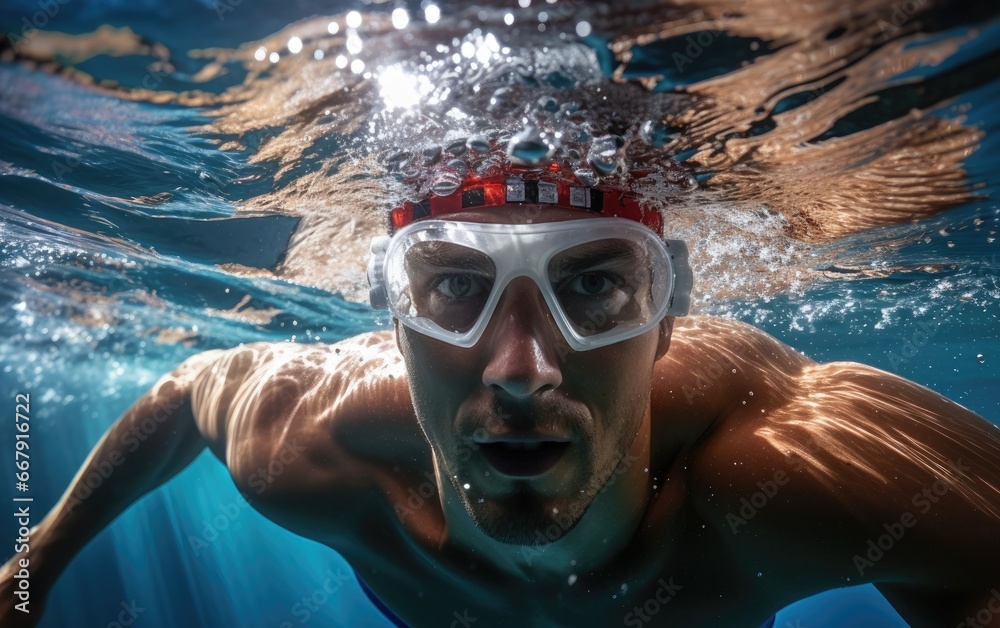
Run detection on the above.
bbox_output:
[375,219,687,351]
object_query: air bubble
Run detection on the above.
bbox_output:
[383,151,414,173]
[467,136,490,152]
[429,167,464,196]
[573,168,597,186]
[422,146,442,162]
[445,158,468,178]
[508,127,554,164]
[587,135,624,175]
[639,120,675,146]
[487,87,517,114]
[446,139,468,155]
[537,95,559,112]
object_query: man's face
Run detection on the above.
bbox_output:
[395,207,672,545]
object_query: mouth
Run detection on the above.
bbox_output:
[475,434,571,477]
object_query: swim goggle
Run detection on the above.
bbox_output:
[367,217,692,351]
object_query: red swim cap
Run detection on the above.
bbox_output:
[389,164,663,235]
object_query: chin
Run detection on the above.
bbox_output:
[454,479,593,546]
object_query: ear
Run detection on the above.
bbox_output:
[655,316,674,361]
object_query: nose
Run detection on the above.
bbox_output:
[480,277,564,399]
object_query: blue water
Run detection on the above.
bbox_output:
[1,1,998,627]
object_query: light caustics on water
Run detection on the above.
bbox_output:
[2,0,998,324]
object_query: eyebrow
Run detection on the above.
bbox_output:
[408,242,496,274]
[550,240,640,277]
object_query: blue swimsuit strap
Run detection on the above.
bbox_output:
[358,574,411,628]
[358,572,778,628]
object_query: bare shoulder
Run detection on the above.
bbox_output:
[682,326,1000,596]
[186,332,419,502]
[652,316,812,428]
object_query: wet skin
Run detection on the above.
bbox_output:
[3,209,1000,627]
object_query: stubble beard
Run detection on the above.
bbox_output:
[441,398,644,546]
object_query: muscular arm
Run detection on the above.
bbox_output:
[679,320,1000,626]
[183,333,420,544]
[2,330,418,626]
[0,349,224,622]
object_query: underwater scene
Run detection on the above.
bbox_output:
[1,0,999,626]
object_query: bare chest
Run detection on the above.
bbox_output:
[328,496,779,628]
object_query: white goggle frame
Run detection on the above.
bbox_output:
[367,218,692,351]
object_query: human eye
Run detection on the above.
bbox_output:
[564,272,619,297]
[556,269,635,329]
[434,273,489,299]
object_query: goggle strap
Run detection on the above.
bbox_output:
[367,235,391,310]
[664,239,692,316]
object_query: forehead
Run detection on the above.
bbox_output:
[437,206,602,225]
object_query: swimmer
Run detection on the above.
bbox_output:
[2,169,999,627]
